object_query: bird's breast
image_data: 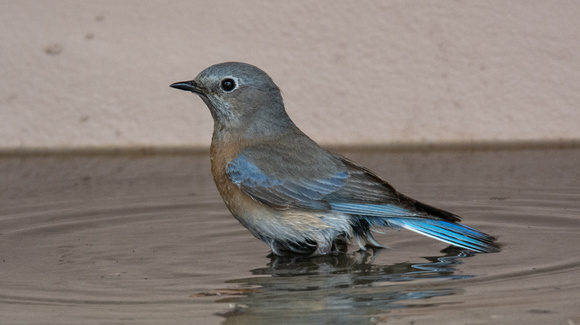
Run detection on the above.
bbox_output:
[209,139,260,217]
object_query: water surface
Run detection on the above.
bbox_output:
[1,147,579,324]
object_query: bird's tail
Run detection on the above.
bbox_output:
[330,202,498,253]
[384,217,499,253]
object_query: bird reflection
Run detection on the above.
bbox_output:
[213,247,475,325]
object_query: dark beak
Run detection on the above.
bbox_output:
[170,80,206,95]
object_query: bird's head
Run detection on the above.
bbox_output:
[171,62,294,139]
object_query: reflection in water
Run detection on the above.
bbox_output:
[215,248,474,325]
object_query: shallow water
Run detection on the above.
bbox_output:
[1,147,579,324]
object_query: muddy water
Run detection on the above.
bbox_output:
[1,147,579,324]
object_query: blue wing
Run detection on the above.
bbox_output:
[226,149,449,218]
[227,152,349,210]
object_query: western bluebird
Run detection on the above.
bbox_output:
[170,62,498,256]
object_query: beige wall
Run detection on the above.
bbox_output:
[2,1,579,151]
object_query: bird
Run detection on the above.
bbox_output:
[170,62,498,256]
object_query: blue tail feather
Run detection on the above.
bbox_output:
[331,203,498,253]
[383,218,498,253]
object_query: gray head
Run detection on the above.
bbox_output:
[171,62,295,139]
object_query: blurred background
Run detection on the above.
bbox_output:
[1,1,579,152]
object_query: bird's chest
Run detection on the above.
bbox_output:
[209,140,258,217]
[210,144,237,200]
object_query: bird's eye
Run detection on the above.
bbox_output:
[221,78,236,92]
